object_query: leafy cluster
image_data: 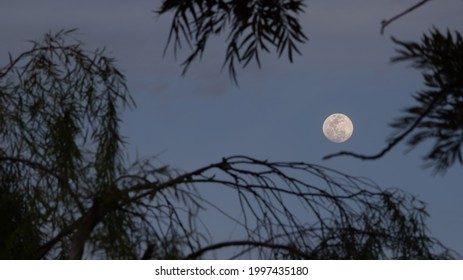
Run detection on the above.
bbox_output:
[0,30,140,259]
[390,29,463,173]
[158,0,308,83]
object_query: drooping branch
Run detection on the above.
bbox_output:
[0,30,135,259]
[24,154,454,259]
[120,155,452,259]
[157,0,308,84]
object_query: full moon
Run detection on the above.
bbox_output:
[322,113,354,143]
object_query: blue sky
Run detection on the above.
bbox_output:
[1,0,462,257]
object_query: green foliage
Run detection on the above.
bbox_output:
[158,0,308,83]
[390,29,463,174]
[0,29,134,258]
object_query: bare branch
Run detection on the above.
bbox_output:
[184,240,312,259]
[380,0,433,35]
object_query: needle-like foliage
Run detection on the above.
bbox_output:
[0,29,133,258]
[157,0,308,84]
[389,29,463,174]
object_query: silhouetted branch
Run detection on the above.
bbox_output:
[323,91,442,161]
[325,30,463,166]
[32,218,82,259]
[69,187,121,259]
[122,155,452,259]
[380,0,433,35]
[0,155,66,183]
[0,155,86,214]
[184,240,312,259]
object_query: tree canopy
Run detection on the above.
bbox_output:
[0,30,455,259]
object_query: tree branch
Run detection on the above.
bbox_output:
[32,218,82,259]
[322,93,437,161]
[126,160,227,201]
[323,74,461,161]
[68,186,121,259]
[380,0,433,35]
[0,155,85,213]
[0,155,65,182]
[184,240,312,259]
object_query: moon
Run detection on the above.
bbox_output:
[322,113,354,143]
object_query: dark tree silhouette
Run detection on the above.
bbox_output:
[0,31,455,259]
[157,0,308,83]
[325,29,463,174]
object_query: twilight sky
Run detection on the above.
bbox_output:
[1,0,462,257]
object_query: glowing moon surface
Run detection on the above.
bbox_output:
[322,113,354,143]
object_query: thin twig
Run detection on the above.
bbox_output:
[323,73,463,161]
[380,0,433,35]
[323,92,442,161]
